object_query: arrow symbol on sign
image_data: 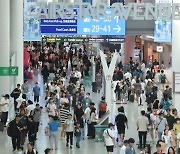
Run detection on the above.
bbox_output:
[113,25,121,33]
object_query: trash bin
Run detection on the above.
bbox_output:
[94,125,108,142]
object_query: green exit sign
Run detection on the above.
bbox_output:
[0,67,18,76]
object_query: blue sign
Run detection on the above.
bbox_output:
[154,18,172,42]
[40,8,126,36]
[41,26,77,34]
[41,19,77,25]
[77,18,125,35]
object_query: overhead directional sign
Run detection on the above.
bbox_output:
[40,9,126,36]
[77,18,125,35]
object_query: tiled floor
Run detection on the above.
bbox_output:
[0,69,179,154]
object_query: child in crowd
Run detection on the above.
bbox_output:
[75,121,81,148]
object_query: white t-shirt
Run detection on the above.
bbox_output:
[47,103,57,116]
[103,128,115,146]
[60,98,69,104]
[55,86,60,99]
[120,145,126,154]
[131,79,136,88]
[65,119,74,132]
[26,104,36,116]
[84,107,91,121]
[0,98,9,112]
[124,72,132,80]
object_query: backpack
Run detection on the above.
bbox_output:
[161,74,166,83]
[100,102,107,112]
[145,113,152,126]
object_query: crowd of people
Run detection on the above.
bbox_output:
[0,41,179,154]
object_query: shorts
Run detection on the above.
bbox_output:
[106,146,114,152]
[117,128,125,134]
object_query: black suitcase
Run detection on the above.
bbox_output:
[92,82,97,92]
[129,94,134,102]
[0,121,4,132]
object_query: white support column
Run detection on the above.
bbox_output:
[0,0,10,96]
[99,50,118,110]
[10,0,24,85]
[172,20,180,73]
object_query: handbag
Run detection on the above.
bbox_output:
[45,126,50,136]
[7,127,12,137]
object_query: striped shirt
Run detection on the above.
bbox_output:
[60,108,70,124]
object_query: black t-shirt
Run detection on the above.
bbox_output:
[9,120,21,137]
[13,88,21,99]
[115,113,127,130]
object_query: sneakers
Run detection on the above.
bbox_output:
[66,143,73,149]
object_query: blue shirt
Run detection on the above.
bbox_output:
[33,86,40,96]
[49,120,60,132]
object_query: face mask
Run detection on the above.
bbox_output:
[17,152,23,154]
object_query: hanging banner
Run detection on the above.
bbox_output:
[154,18,172,42]
[24,0,41,41]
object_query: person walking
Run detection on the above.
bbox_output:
[31,104,41,140]
[11,84,21,112]
[49,116,60,150]
[115,106,128,147]
[155,112,168,140]
[59,103,70,139]
[125,138,136,154]
[19,109,28,146]
[98,96,107,118]
[46,98,57,117]
[65,113,74,149]
[7,114,21,152]
[89,108,98,139]
[103,123,116,154]
[32,82,41,103]
[0,94,10,127]
[74,103,84,140]
[137,110,149,149]
[84,102,95,139]
[21,80,30,100]
[74,121,81,148]
[27,115,36,146]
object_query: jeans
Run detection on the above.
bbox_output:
[76,135,81,146]
[24,92,30,100]
[81,128,84,140]
[66,132,73,145]
[34,96,39,103]
[158,132,163,140]
[138,131,147,148]
[50,131,59,149]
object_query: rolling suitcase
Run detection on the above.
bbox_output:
[129,94,134,102]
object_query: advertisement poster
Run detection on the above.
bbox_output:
[24,0,41,41]
[154,18,172,42]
